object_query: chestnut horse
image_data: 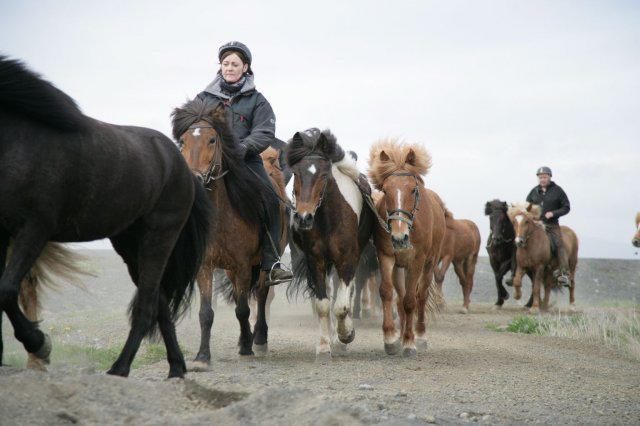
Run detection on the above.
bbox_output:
[368,139,445,356]
[172,98,276,363]
[286,128,374,360]
[484,200,516,307]
[434,210,481,313]
[507,203,579,313]
[632,212,640,248]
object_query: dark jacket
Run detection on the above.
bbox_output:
[526,181,570,225]
[197,74,275,161]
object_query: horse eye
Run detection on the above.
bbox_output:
[209,138,216,145]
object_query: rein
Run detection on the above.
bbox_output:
[186,124,228,186]
[385,172,421,231]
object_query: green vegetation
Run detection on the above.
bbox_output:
[487,308,640,359]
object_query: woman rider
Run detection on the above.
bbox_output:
[197,41,292,285]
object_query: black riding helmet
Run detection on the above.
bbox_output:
[536,166,552,177]
[218,41,253,74]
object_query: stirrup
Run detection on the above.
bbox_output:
[266,261,293,286]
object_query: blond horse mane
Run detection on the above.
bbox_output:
[368,138,432,190]
[507,202,543,223]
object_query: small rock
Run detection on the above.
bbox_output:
[423,415,436,423]
[482,414,491,421]
[460,412,470,419]
[395,390,408,397]
[358,384,374,391]
[407,413,416,420]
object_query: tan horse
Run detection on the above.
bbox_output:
[369,139,445,356]
[632,212,640,248]
[2,243,91,370]
[434,210,481,313]
[507,203,579,313]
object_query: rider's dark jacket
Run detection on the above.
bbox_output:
[526,181,570,225]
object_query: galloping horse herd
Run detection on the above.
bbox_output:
[0,57,637,378]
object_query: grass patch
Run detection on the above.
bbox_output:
[3,342,180,371]
[488,308,640,360]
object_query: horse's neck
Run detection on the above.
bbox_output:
[208,181,232,229]
[518,224,551,262]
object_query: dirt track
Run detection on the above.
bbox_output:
[1,250,639,425]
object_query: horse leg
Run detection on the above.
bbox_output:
[361,276,371,318]
[19,273,46,371]
[233,270,254,356]
[569,271,576,312]
[452,260,469,313]
[512,264,525,302]
[310,265,332,360]
[464,255,478,313]
[415,263,434,351]
[400,262,423,357]
[333,273,356,346]
[352,270,364,320]
[194,263,214,365]
[0,229,50,361]
[107,230,176,377]
[156,292,187,378]
[379,256,400,355]
[494,259,511,307]
[528,269,543,314]
[434,255,451,308]
[253,267,270,356]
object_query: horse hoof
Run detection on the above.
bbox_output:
[238,347,254,357]
[188,360,211,372]
[315,351,332,364]
[460,307,469,314]
[33,334,52,364]
[338,329,355,344]
[403,347,418,357]
[26,355,48,372]
[168,364,187,379]
[331,341,349,356]
[569,304,577,313]
[416,338,428,351]
[384,340,402,355]
[253,343,268,357]
[528,308,539,315]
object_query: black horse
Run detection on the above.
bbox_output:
[0,57,210,378]
[484,200,516,307]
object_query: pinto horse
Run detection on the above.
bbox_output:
[368,139,445,356]
[633,212,640,248]
[0,57,210,378]
[484,200,516,307]
[286,128,374,359]
[507,203,579,313]
[434,210,481,313]
[172,98,283,363]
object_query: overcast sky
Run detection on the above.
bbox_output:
[2,1,639,259]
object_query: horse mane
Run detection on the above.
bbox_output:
[484,199,508,215]
[285,128,345,167]
[0,56,86,132]
[507,202,543,223]
[171,97,265,224]
[636,212,640,227]
[368,138,432,190]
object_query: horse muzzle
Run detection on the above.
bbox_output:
[633,238,640,248]
[293,211,314,230]
[515,237,526,248]
[391,233,411,250]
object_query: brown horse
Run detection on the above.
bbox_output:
[3,243,92,370]
[632,212,640,248]
[286,128,374,360]
[434,210,481,313]
[368,139,445,356]
[172,98,278,364]
[507,203,579,313]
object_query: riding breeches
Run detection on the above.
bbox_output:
[245,156,282,269]
[545,224,569,274]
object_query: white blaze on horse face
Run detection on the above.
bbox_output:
[307,164,316,175]
[192,128,200,137]
[396,188,403,211]
[514,215,524,243]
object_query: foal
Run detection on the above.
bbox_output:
[369,139,445,356]
[508,203,579,313]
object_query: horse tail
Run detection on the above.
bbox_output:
[425,277,441,319]
[161,177,212,321]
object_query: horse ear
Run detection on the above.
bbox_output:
[405,149,416,166]
[317,133,329,153]
[484,202,491,215]
[380,150,390,162]
[212,102,226,122]
[526,203,533,212]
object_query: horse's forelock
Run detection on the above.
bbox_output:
[286,128,343,167]
[171,97,221,141]
[368,138,432,189]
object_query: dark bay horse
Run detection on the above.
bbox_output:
[286,128,374,360]
[434,210,481,313]
[633,212,640,247]
[368,139,445,356]
[508,203,579,313]
[172,98,282,363]
[484,199,516,307]
[0,57,211,378]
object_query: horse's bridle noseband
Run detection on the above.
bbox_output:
[185,124,228,186]
[385,172,421,231]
